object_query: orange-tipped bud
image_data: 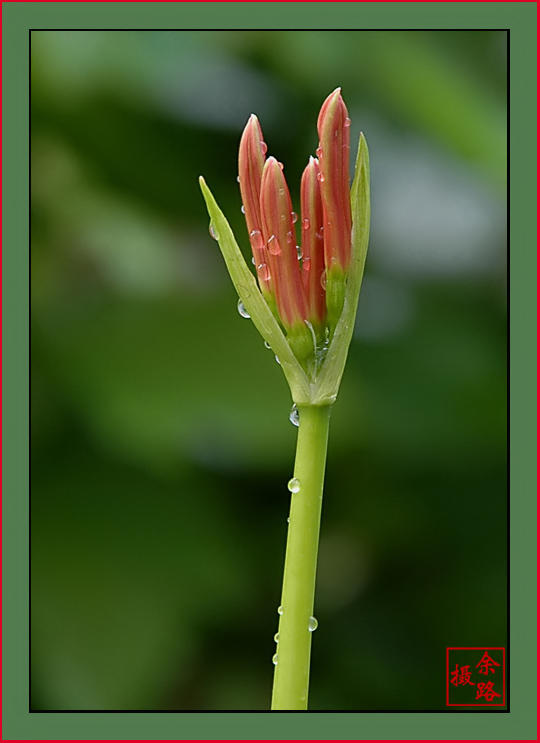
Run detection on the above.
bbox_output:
[238,115,273,295]
[316,88,352,272]
[300,156,326,327]
[260,157,307,330]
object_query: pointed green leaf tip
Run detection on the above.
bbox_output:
[198,131,370,407]
[199,176,312,403]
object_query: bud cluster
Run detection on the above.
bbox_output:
[238,89,352,368]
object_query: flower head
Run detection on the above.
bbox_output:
[238,88,353,362]
[200,88,370,400]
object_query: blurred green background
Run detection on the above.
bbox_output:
[31,30,507,711]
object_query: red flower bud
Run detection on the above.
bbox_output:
[238,114,273,297]
[316,88,352,272]
[260,157,307,330]
[300,156,326,327]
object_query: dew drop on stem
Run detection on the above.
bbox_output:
[289,404,300,426]
[308,616,318,632]
[288,478,300,494]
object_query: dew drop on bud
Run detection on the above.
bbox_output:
[278,162,284,170]
[250,229,264,251]
[344,117,351,128]
[236,175,241,183]
[261,141,268,155]
[316,146,323,158]
[240,205,246,214]
[289,404,300,426]
[302,218,310,230]
[291,212,298,224]
[286,231,294,245]
[308,616,318,632]
[296,245,303,260]
[237,299,250,318]
[209,223,219,240]
[257,263,271,281]
[320,270,327,290]
[268,236,281,256]
[251,256,256,265]
[303,256,311,272]
[279,187,285,196]
[317,172,325,183]
[288,478,301,494]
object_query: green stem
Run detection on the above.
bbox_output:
[271,403,332,710]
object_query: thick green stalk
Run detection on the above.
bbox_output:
[271,403,332,710]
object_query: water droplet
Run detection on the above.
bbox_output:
[278,162,284,170]
[302,218,310,231]
[316,226,324,240]
[286,517,290,523]
[274,632,280,643]
[308,616,318,632]
[251,256,256,265]
[344,117,351,128]
[334,129,339,137]
[291,212,298,224]
[209,223,219,240]
[303,256,311,272]
[257,263,271,281]
[320,270,327,290]
[288,478,300,494]
[296,245,303,260]
[240,205,246,214]
[316,146,323,158]
[289,404,300,427]
[277,605,284,615]
[285,231,294,245]
[280,213,286,221]
[261,141,268,155]
[237,299,250,318]
[250,229,264,251]
[279,187,285,196]
[272,653,279,666]
[275,355,281,365]
[264,340,272,349]
[236,175,241,183]
[317,172,325,183]
[268,236,281,256]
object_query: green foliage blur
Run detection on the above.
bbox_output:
[31,30,507,711]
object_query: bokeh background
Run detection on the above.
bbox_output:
[31,30,507,711]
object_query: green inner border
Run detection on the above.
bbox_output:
[9,2,534,740]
